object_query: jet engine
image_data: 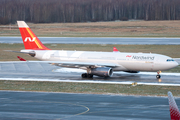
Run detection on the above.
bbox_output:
[90,67,113,77]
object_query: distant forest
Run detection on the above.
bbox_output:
[0,0,180,24]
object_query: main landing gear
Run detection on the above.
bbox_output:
[81,66,94,78]
[81,73,93,78]
[156,71,161,79]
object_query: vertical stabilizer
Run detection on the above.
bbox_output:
[168,91,180,120]
[17,21,50,50]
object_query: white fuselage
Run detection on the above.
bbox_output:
[22,49,178,72]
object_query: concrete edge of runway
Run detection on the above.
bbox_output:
[1,78,180,86]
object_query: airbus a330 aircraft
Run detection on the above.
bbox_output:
[15,21,178,79]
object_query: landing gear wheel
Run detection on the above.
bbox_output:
[81,73,87,78]
[87,74,93,78]
[156,71,161,79]
[81,73,93,78]
[156,75,161,79]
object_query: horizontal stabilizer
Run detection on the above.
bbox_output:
[17,56,26,61]
[4,50,35,57]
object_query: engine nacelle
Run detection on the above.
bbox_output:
[90,67,113,77]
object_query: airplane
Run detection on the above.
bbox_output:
[13,21,178,79]
[168,91,180,120]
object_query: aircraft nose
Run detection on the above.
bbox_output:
[174,61,179,67]
[170,61,179,69]
[163,61,179,70]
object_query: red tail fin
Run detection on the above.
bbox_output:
[17,21,50,50]
[17,56,26,61]
[168,91,180,120]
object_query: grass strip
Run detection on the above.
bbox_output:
[1,21,180,37]
[0,80,180,96]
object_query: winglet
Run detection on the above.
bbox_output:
[17,21,50,50]
[113,47,119,52]
[168,91,180,120]
[17,56,26,61]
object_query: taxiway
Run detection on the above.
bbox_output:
[1,37,180,45]
[0,91,174,120]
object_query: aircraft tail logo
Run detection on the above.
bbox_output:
[24,37,36,42]
[17,21,50,50]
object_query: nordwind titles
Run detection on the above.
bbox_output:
[132,56,155,60]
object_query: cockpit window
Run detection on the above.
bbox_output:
[167,59,175,62]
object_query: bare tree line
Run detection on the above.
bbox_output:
[0,0,180,24]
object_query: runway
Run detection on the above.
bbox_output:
[0,62,180,85]
[0,91,174,120]
[1,37,180,45]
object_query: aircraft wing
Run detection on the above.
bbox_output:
[0,61,120,69]
[49,61,119,69]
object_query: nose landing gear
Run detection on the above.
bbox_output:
[156,71,161,79]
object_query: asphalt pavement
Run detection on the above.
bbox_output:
[0,91,173,120]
